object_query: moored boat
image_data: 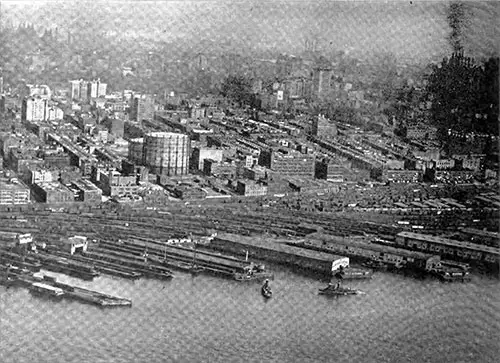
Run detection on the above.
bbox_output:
[342,267,373,280]
[319,283,360,296]
[235,271,274,282]
[361,260,389,271]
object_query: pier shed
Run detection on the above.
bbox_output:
[210,233,349,275]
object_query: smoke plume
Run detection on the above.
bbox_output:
[447,2,470,53]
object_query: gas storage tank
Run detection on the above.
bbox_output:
[143,132,190,176]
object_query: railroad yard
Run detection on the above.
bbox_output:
[1,182,498,306]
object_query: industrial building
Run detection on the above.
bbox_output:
[191,147,223,170]
[71,179,102,204]
[44,152,71,169]
[259,148,315,177]
[0,179,31,204]
[236,180,268,197]
[143,132,190,176]
[293,236,441,271]
[203,159,237,179]
[315,158,346,181]
[32,182,74,203]
[92,168,142,197]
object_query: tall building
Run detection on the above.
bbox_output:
[131,96,154,122]
[97,82,107,97]
[89,81,99,99]
[70,79,107,101]
[22,97,48,122]
[70,80,81,100]
[128,138,144,164]
[143,132,190,176]
[80,82,89,102]
[88,79,107,98]
[311,66,333,100]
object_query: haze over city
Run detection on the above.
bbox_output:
[2,0,498,62]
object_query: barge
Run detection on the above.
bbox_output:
[29,282,65,299]
[82,250,174,280]
[35,254,100,281]
[319,284,361,296]
[31,275,132,307]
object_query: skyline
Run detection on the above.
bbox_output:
[1,1,498,63]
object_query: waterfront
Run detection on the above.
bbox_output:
[1,267,499,363]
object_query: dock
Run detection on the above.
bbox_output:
[93,238,263,279]
[8,274,132,307]
[207,233,349,276]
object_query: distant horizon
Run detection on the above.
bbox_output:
[1,1,498,64]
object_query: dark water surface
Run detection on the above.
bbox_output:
[1,267,499,363]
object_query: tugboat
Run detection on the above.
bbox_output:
[261,279,272,299]
[320,265,361,296]
[234,263,274,282]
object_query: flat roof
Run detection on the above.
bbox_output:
[36,182,72,192]
[31,282,64,293]
[0,180,30,191]
[309,234,436,260]
[397,232,500,255]
[459,228,499,239]
[216,233,346,262]
[72,179,100,192]
[146,131,187,138]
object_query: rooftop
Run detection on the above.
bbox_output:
[397,232,500,255]
[72,179,100,192]
[216,233,346,262]
[36,181,72,192]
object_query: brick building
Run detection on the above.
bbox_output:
[236,180,268,197]
[191,147,224,171]
[32,182,74,203]
[259,148,315,178]
[71,179,102,204]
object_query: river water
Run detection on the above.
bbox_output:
[0,266,499,363]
